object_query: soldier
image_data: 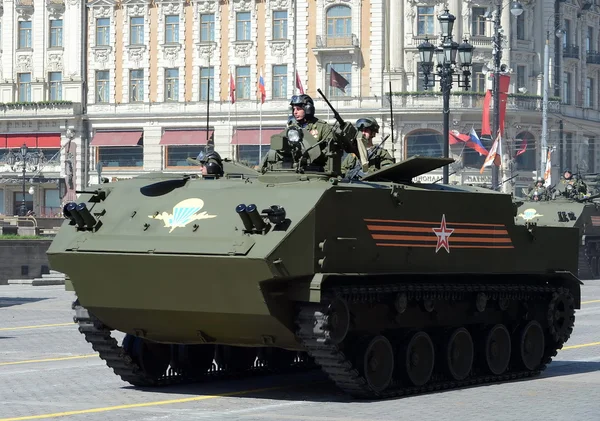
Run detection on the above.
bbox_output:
[199,151,224,177]
[558,169,588,198]
[527,177,549,201]
[341,117,394,177]
[288,94,334,143]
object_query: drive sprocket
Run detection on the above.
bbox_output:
[547,288,575,343]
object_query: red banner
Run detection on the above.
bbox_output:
[482,90,492,136]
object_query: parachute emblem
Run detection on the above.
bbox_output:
[149,198,217,233]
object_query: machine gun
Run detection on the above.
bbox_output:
[316,88,357,142]
[367,134,391,161]
[493,174,519,191]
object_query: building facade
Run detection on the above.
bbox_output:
[2,0,600,217]
[0,0,85,217]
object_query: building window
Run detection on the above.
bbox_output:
[272,65,287,99]
[200,14,215,42]
[13,192,33,215]
[165,68,179,101]
[236,145,268,167]
[587,137,596,173]
[130,17,144,45]
[471,64,487,92]
[516,13,525,40]
[49,72,62,101]
[19,21,32,49]
[405,129,442,158]
[471,7,487,36]
[200,67,214,101]
[417,62,434,92]
[129,69,144,102]
[49,20,63,47]
[514,131,536,171]
[97,146,143,168]
[165,15,179,43]
[236,66,251,99]
[417,6,435,36]
[0,190,4,215]
[563,71,571,105]
[587,26,593,53]
[96,70,109,103]
[586,78,594,108]
[166,145,205,167]
[273,11,288,40]
[326,63,352,97]
[516,65,526,91]
[236,12,251,41]
[43,189,60,217]
[327,5,351,45]
[96,18,110,46]
[17,73,31,102]
[562,19,571,47]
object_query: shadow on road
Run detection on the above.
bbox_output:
[111,359,600,403]
[0,297,49,308]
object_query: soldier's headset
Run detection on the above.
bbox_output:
[291,96,315,117]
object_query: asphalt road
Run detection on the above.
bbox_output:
[0,283,599,421]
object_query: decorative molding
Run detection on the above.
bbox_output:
[47,53,64,71]
[93,6,112,18]
[197,43,216,60]
[92,46,112,65]
[162,44,182,66]
[233,0,252,12]
[124,3,146,17]
[158,1,182,22]
[270,0,289,9]
[269,40,289,57]
[47,0,65,18]
[196,0,217,13]
[233,41,252,58]
[127,45,146,67]
[16,53,32,72]
[15,0,34,19]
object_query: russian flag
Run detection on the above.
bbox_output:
[466,127,488,156]
[258,72,266,104]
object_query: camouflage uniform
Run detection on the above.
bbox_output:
[341,133,394,175]
[557,175,588,199]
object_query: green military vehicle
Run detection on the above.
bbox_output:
[48,105,582,399]
[515,181,600,279]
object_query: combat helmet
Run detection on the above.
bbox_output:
[356,117,380,134]
[201,151,224,177]
[290,94,315,118]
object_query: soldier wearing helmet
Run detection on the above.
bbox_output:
[199,151,224,178]
[287,94,334,144]
[526,177,549,201]
[341,117,394,177]
[557,168,588,199]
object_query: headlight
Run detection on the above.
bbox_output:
[287,128,301,143]
[567,184,573,190]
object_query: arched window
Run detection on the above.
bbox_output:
[326,5,351,44]
[405,129,443,158]
[514,131,536,171]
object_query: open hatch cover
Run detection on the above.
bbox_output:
[361,156,455,183]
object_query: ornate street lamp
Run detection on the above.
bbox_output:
[19,144,28,217]
[417,9,474,185]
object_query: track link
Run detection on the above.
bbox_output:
[295,283,573,399]
[73,299,313,387]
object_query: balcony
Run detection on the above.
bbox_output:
[313,34,359,55]
[587,51,600,65]
[563,44,579,59]
[0,101,81,118]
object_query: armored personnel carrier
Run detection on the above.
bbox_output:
[515,184,600,279]
[48,114,581,399]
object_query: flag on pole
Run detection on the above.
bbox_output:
[467,127,488,156]
[258,70,266,104]
[480,131,501,174]
[449,130,470,144]
[544,147,554,186]
[295,70,305,94]
[515,138,527,157]
[229,71,236,104]
[329,67,349,93]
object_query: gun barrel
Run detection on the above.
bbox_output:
[317,88,344,125]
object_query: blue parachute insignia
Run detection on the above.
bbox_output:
[148,198,217,232]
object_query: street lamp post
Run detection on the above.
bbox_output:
[418,9,474,185]
[6,144,40,216]
[489,1,524,190]
[19,144,28,216]
[541,16,565,180]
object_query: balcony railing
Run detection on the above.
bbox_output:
[587,51,600,65]
[563,44,579,59]
[315,34,359,49]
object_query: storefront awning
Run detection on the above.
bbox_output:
[90,131,142,147]
[159,130,213,145]
[232,129,281,145]
[0,135,6,148]
[6,134,36,148]
[37,133,61,148]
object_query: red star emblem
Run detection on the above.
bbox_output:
[432,214,454,253]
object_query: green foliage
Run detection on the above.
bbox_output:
[0,234,47,240]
